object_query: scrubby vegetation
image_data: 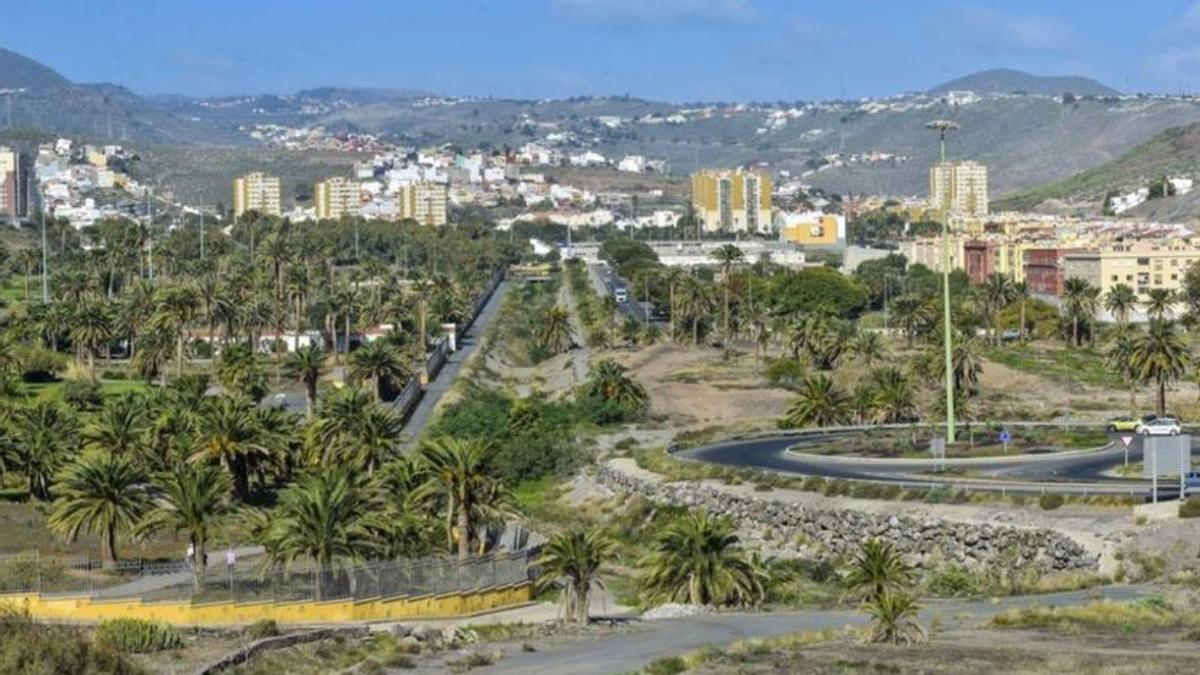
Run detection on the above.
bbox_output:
[93,618,183,654]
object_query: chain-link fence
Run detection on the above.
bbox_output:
[1,545,539,606]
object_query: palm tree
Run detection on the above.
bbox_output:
[845,538,915,603]
[660,267,684,343]
[137,464,231,589]
[783,374,850,428]
[348,340,409,402]
[536,306,574,355]
[866,592,925,645]
[869,367,917,424]
[216,344,268,403]
[1144,287,1178,321]
[675,277,713,346]
[710,244,744,359]
[889,295,929,348]
[418,437,494,560]
[583,358,648,414]
[191,396,281,501]
[850,331,887,368]
[83,393,149,457]
[638,510,762,607]
[1104,283,1138,328]
[1129,319,1192,417]
[982,273,1014,345]
[151,283,199,378]
[70,300,112,380]
[1011,280,1030,342]
[348,405,404,475]
[535,527,616,625]
[283,344,327,418]
[1061,277,1098,347]
[260,466,379,599]
[9,401,79,501]
[1106,325,1142,417]
[48,451,152,568]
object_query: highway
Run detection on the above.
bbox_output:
[680,426,1200,496]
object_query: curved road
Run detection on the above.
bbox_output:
[681,427,1200,496]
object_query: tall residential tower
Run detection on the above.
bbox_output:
[233,172,282,218]
[691,169,772,234]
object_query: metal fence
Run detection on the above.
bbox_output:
[0,549,537,605]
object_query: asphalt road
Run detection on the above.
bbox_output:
[680,427,1200,496]
[482,585,1146,675]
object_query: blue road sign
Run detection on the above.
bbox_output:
[998,429,1011,443]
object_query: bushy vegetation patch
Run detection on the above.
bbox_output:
[0,607,143,674]
[93,618,183,653]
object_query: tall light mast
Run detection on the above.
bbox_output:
[925,119,960,444]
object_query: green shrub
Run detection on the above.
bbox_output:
[93,618,183,653]
[62,378,103,410]
[1180,498,1200,518]
[357,658,386,675]
[245,619,280,640]
[0,608,141,674]
[926,566,982,597]
[764,358,806,390]
[383,653,415,668]
[17,345,68,382]
[1038,493,1065,511]
[644,656,688,675]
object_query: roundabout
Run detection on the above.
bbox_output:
[678,424,1200,497]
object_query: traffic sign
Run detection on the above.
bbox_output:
[999,429,1010,453]
[1119,435,1134,449]
[929,437,946,472]
[1143,435,1191,503]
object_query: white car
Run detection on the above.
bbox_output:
[1137,418,1182,436]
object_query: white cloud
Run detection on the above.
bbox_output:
[941,5,1076,54]
[551,0,756,26]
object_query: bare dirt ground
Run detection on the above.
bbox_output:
[693,628,1200,674]
[604,344,792,428]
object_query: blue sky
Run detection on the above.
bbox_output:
[4,0,1200,100]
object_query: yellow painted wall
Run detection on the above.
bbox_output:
[780,215,840,245]
[0,583,533,627]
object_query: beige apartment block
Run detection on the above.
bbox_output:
[314,176,361,219]
[1064,243,1200,297]
[233,172,282,218]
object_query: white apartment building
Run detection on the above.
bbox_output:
[233,172,282,218]
[314,176,361,219]
[399,182,448,226]
[928,161,988,218]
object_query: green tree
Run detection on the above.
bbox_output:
[1129,319,1192,417]
[191,396,281,501]
[1144,287,1177,322]
[9,401,79,501]
[710,244,744,359]
[582,358,648,416]
[1104,283,1138,329]
[845,538,915,603]
[535,527,616,625]
[536,306,574,355]
[282,344,327,418]
[348,340,409,402]
[70,300,112,380]
[417,437,495,560]
[866,591,925,645]
[137,464,231,589]
[638,510,762,607]
[783,374,850,428]
[48,451,153,567]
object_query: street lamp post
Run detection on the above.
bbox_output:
[926,119,959,444]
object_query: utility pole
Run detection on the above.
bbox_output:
[40,195,49,303]
[926,119,959,444]
[199,207,206,262]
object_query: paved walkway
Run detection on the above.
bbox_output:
[480,585,1146,675]
[92,545,265,599]
[402,280,510,448]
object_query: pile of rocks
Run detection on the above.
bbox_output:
[642,603,713,620]
[598,464,1098,571]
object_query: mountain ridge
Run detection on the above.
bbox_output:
[928,68,1119,97]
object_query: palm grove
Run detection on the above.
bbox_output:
[0,210,535,585]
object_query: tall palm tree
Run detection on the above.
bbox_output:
[283,344,327,418]
[151,283,199,378]
[536,527,616,625]
[1144,287,1178,322]
[536,306,574,355]
[349,405,404,475]
[1106,325,1142,418]
[417,437,493,560]
[70,300,112,380]
[869,367,917,424]
[1011,280,1030,342]
[981,273,1014,345]
[48,450,152,568]
[850,331,887,368]
[260,466,379,599]
[9,401,79,501]
[659,267,684,342]
[1129,319,1192,417]
[675,277,713,346]
[783,374,850,428]
[638,510,762,607]
[348,340,410,402]
[83,393,148,457]
[1104,283,1138,329]
[190,396,281,501]
[137,464,231,589]
[216,344,268,403]
[1061,277,1098,347]
[710,244,744,359]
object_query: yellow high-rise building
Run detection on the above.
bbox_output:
[929,161,988,219]
[314,177,361,219]
[0,147,17,219]
[233,172,282,218]
[691,169,772,234]
[399,182,448,226]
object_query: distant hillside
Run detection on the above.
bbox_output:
[0,48,72,90]
[993,120,1200,212]
[928,68,1118,97]
[0,47,246,145]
